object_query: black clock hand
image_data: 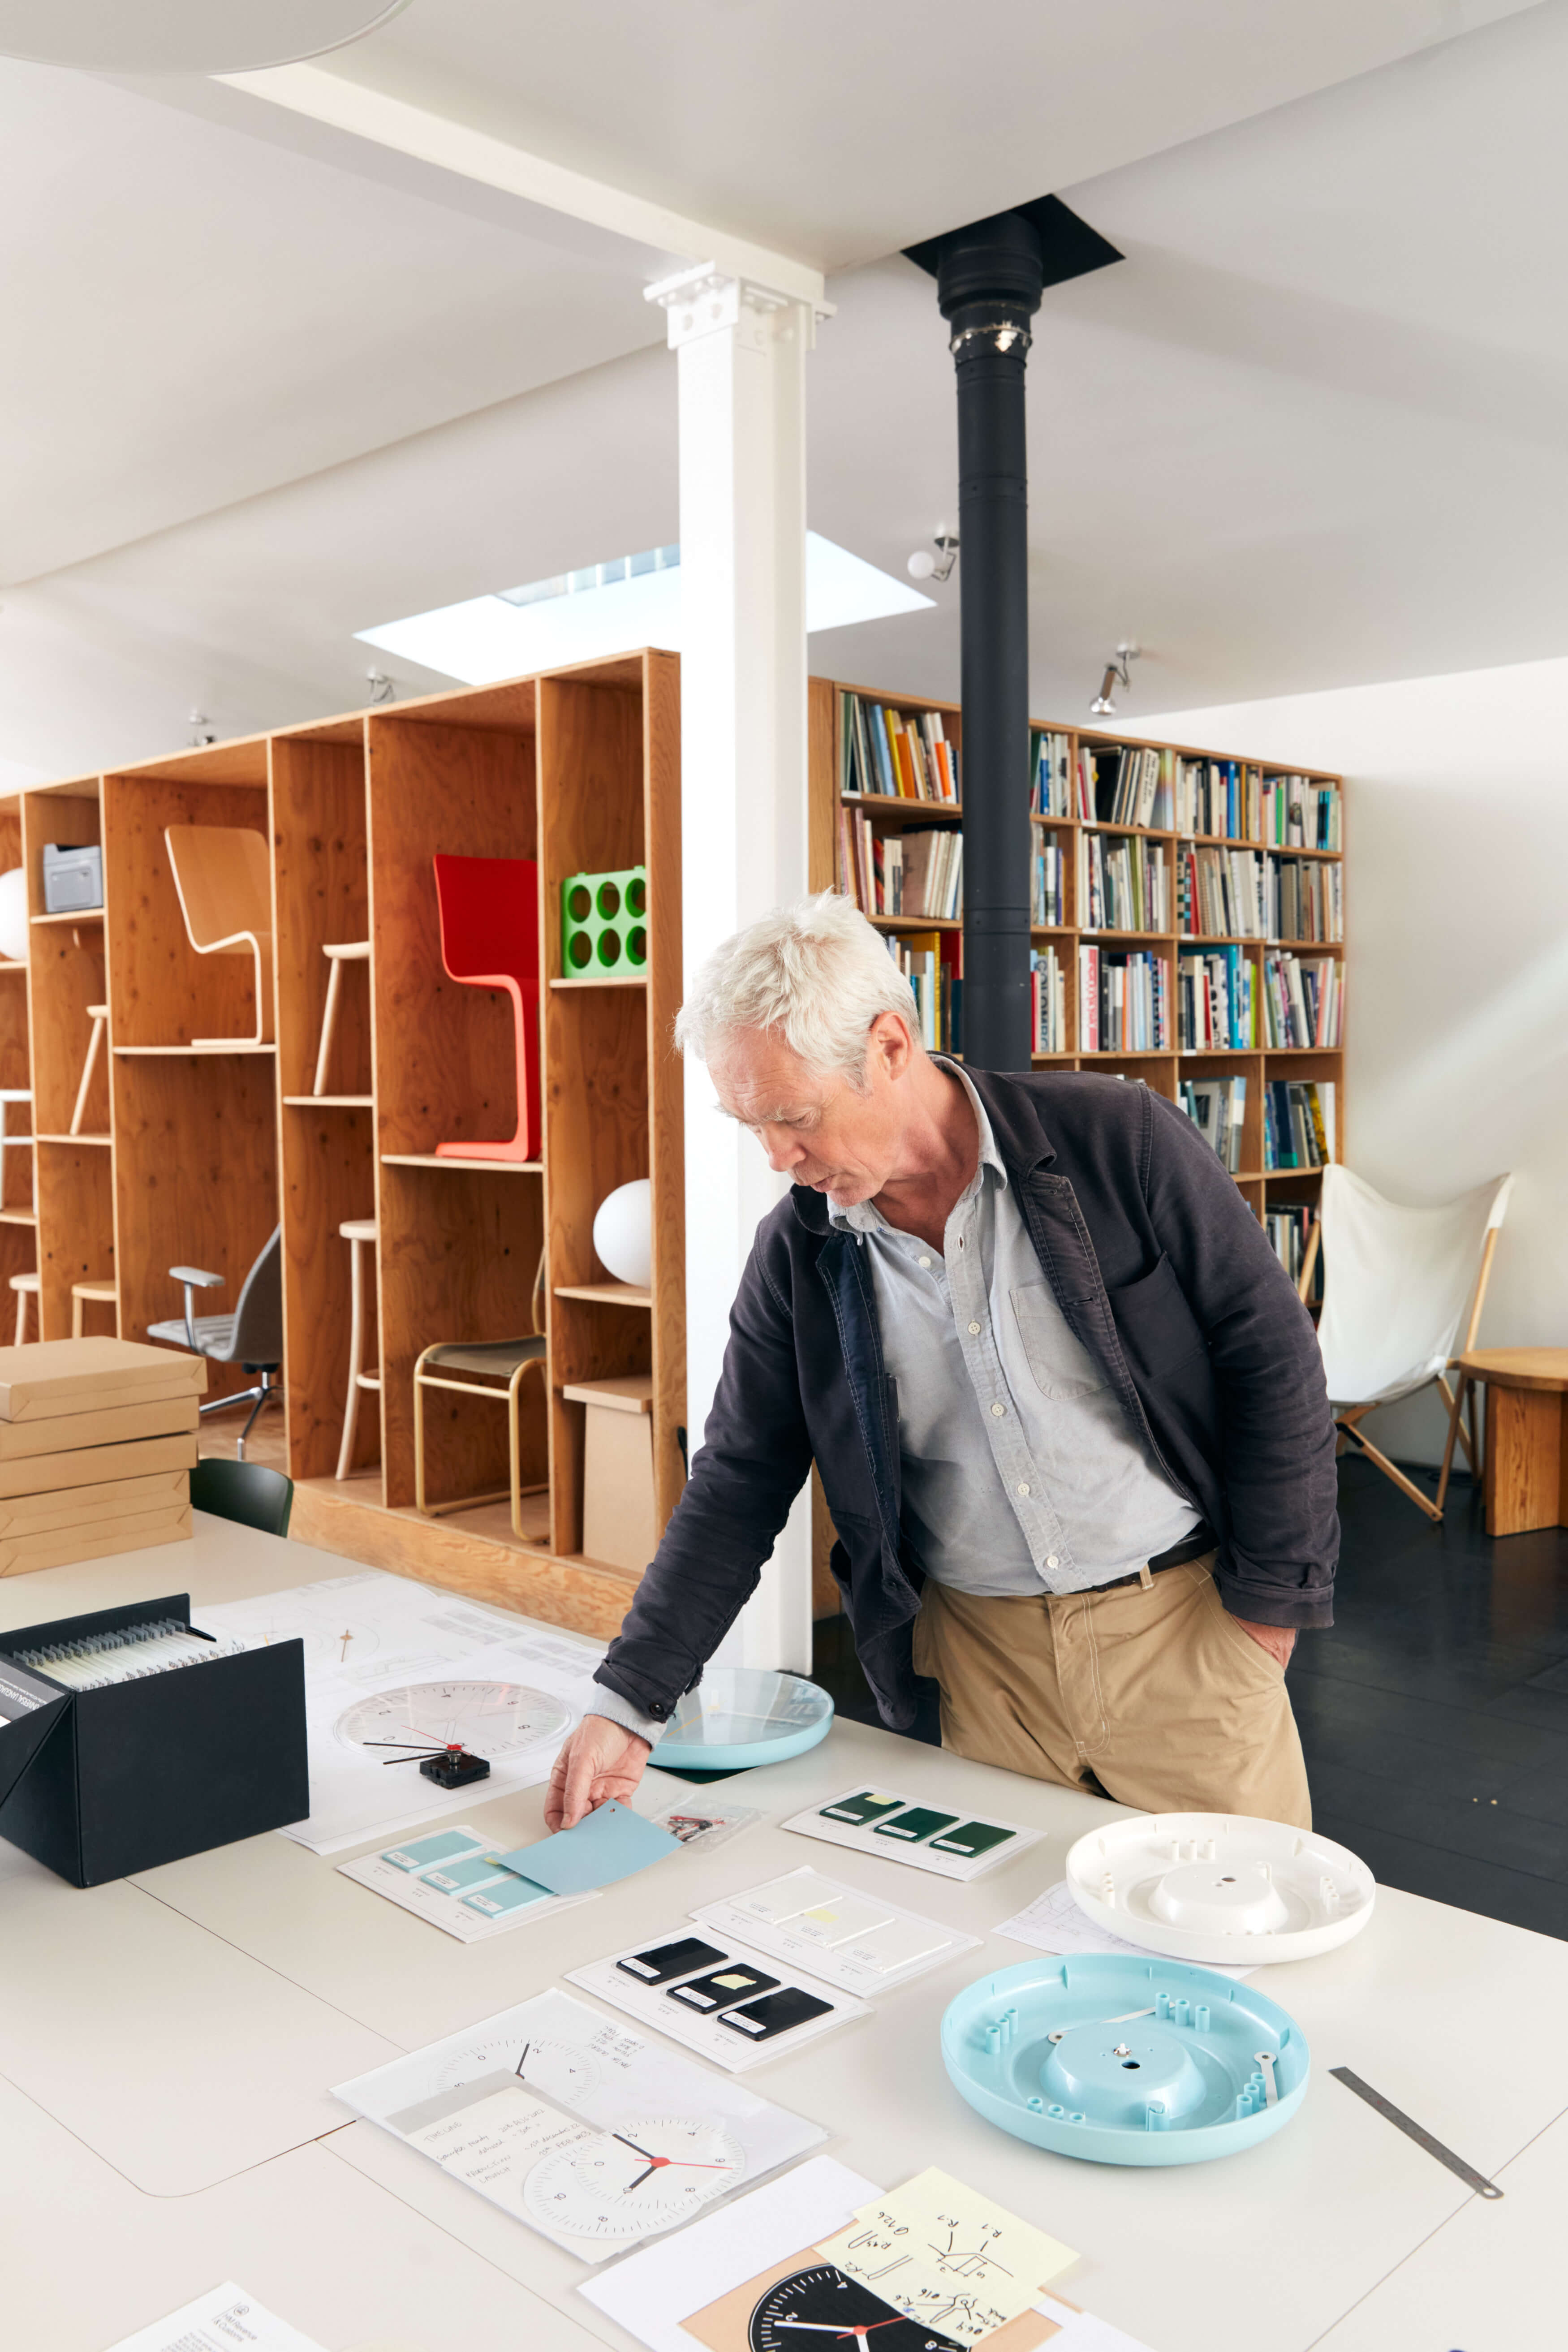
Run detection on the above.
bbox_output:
[612,2131,656,2161]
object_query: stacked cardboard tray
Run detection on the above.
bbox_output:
[0,1338,203,1577]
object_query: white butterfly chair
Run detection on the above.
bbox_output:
[1300,1166,1512,1522]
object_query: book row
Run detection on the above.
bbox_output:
[1178,1075,1248,1173]
[1175,844,1344,942]
[1079,830,1169,933]
[840,692,959,802]
[1031,945,1068,1054]
[1263,950,1343,1049]
[838,812,963,921]
[1177,945,1254,1051]
[1078,944,1171,1053]
[885,932,961,1055]
[1266,1202,1322,1301]
[1265,1079,1336,1170]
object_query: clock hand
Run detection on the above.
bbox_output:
[611,2131,656,2162]
[514,2043,531,2079]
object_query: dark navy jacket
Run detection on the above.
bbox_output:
[595,1068,1339,1733]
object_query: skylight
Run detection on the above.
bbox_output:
[356,534,933,685]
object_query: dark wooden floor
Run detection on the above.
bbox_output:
[811,1455,1568,1940]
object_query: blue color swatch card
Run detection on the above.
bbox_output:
[493,1799,682,1895]
[337,1824,597,1942]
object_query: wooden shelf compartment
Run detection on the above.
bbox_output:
[539,658,684,1561]
[368,698,544,1515]
[270,725,379,1481]
[110,1050,278,1406]
[103,766,271,1051]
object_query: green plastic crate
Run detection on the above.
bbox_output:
[561,865,647,974]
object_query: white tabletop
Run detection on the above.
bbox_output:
[0,1515,1557,2352]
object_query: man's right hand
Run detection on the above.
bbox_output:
[545,1714,652,1831]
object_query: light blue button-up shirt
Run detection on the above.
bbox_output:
[828,1063,1199,1597]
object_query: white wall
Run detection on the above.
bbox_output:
[1142,655,1568,1465]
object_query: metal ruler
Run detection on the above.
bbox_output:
[1330,2067,1503,2199]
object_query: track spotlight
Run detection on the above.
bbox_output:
[1090,642,1140,718]
[907,530,959,584]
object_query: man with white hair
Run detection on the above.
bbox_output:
[547,892,1336,1832]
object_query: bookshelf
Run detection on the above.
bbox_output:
[14,653,684,1644]
[808,679,1346,1246]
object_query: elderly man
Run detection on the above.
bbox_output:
[547,892,1337,1833]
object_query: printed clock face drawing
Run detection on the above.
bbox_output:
[748,2268,966,2352]
[523,2114,745,2239]
[334,1680,571,1758]
[435,2032,601,2106]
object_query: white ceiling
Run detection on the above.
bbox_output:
[316,0,1535,270]
[0,0,1564,775]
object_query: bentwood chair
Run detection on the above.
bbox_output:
[413,1248,548,1539]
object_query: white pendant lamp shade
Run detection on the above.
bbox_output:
[0,0,410,72]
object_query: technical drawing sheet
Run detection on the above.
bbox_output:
[199,1569,607,1852]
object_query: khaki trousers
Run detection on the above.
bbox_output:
[911,1556,1311,1828]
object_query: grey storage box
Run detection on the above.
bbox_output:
[42,843,103,915]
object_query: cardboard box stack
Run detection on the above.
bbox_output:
[0,1338,203,1577]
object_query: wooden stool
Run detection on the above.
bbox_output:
[71,1006,108,1137]
[1441,1349,1568,1535]
[314,942,370,1096]
[71,1279,117,1338]
[335,1217,381,1479]
[10,1270,38,1344]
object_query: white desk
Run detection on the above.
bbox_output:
[1,1516,1560,2352]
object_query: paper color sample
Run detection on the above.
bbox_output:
[696,1868,981,1994]
[338,1824,596,1942]
[783,1788,1042,1882]
[493,1797,681,1893]
[577,2155,882,2352]
[995,1879,1253,1979]
[105,2281,327,2351]
[570,1927,868,2072]
[816,2168,1077,2346]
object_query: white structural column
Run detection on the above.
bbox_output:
[648,266,820,1673]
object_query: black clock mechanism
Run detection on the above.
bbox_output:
[748,2265,965,2352]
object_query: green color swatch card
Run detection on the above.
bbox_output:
[874,1807,960,1843]
[821,1790,906,1826]
[928,1821,1017,1859]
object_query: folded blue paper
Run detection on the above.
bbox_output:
[492,1799,681,1895]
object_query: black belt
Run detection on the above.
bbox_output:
[1091,1523,1216,1593]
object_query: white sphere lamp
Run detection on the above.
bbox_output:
[0,869,28,965]
[0,0,410,71]
[593,1180,652,1290]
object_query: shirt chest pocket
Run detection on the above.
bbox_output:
[1008,1283,1108,1401]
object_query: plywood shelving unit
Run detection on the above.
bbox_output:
[0,798,36,1325]
[809,676,1347,1229]
[15,652,684,1641]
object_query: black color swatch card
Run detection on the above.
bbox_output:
[616,1936,726,1985]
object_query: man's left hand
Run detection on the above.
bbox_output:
[1233,1617,1296,1669]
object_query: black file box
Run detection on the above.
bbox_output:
[0,1591,308,1887]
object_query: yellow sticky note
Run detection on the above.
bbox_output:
[814,2167,1076,2346]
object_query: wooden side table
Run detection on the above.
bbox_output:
[1445,1349,1568,1536]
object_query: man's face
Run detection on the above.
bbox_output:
[708,1017,911,1209]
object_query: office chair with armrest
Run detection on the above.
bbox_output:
[147,1224,284,1459]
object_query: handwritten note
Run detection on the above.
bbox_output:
[814,2168,1076,2345]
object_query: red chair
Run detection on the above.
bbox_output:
[432,854,542,1163]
